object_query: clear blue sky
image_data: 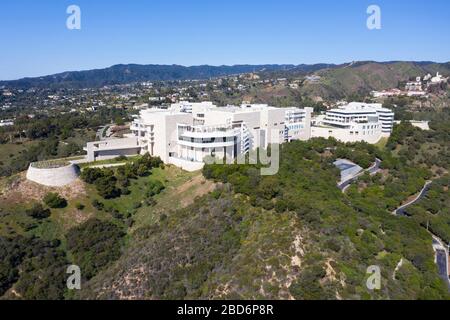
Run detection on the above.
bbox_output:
[1,0,449,80]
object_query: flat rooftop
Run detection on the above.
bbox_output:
[333,159,363,182]
[328,102,392,115]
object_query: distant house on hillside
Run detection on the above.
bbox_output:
[0,119,14,127]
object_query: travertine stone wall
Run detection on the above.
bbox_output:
[26,163,80,187]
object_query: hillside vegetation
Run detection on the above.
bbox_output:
[0,75,449,299]
[74,111,450,299]
[300,61,450,100]
[206,61,449,106]
[1,113,449,299]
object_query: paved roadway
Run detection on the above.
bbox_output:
[392,181,450,291]
[436,249,450,289]
[367,158,382,175]
[393,180,432,216]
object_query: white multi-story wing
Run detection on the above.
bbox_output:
[311,102,394,143]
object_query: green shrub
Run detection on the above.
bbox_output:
[26,203,51,219]
[43,193,67,209]
[146,180,165,197]
[92,199,104,210]
[115,155,127,161]
[66,219,125,280]
[95,176,121,199]
[80,168,105,184]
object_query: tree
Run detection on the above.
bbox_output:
[0,235,68,299]
[91,199,104,210]
[75,203,85,210]
[146,180,165,197]
[257,176,280,200]
[80,168,105,184]
[136,164,148,177]
[95,176,121,199]
[114,117,125,126]
[66,219,125,279]
[43,193,67,209]
[26,203,51,219]
[289,265,335,300]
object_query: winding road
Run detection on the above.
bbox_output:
[392,181,450,291]
[392,180,433,216]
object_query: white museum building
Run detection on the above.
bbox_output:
[84,101,395,171]
[311,102,394,144]
[85,101,313,171]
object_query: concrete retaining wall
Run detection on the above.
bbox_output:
[93,147,141,161]
[168,157,204,172]
[311,126,382,144]
[26,163,80,187]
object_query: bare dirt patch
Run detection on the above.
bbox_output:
[56,208,93,231]
[175,175,217,207]
[0,172,86,205]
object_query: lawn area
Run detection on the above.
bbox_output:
[78,155,141,169]
[375,137,388,150]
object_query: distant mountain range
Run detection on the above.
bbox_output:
[1,61,448,91]
[0,64,343,89]
[0,64,331,89]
